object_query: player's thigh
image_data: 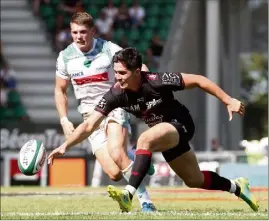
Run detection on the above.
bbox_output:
[167,149,204,187]
[94,145,122,181]
[105,108,130,154]
[106,120,132,170]
[106,120,129,154]
[137,122,180,152]
[87,125,122,181]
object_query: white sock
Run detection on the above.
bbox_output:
[229,180,237,193]
[125,185,137,196]
[122,162,152,207]
[91,160,102,187]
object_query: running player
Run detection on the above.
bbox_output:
[49,47,258,213]
[54,12,156,212]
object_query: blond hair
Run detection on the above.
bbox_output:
[70,12,94,28]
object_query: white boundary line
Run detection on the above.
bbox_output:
[1,211,267,217]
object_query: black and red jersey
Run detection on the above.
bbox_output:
[95,71,193,128]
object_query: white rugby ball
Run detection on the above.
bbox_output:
[18,139,47,176]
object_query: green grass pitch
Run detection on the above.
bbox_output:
[1,186,268,220]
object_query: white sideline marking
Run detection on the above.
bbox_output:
[1,192,105,197]
[1,211,267,217]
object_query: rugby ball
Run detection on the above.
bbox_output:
[18,140,47,176]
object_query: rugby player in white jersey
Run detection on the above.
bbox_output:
[54,12,156,212]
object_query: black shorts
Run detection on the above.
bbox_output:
[162,115,195,162]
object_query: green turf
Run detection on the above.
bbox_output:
[1,186,268,220]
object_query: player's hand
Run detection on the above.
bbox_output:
[60,117,75,139]
[226,98,245,121]
[48,145,67,165]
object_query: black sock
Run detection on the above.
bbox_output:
[127,149,152,199]
[201,171,241,195]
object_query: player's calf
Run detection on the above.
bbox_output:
[183,175,204,188]
[128,147,155,176]
[126,149,152,200]
[200,171,241,196]
[95,148,123,182]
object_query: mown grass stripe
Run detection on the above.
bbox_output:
[1,211,267,217]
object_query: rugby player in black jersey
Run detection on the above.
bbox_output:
[48,48,258,213]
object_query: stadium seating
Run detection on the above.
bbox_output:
[7,90,21,106]
[0,90,28,123]
[35,0,177,60]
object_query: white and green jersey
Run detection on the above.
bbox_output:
[56,38,122,114]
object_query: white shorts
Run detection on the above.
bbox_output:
[82,108,131,154]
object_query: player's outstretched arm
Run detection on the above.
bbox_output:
[65,110,105,149]
[55,76,69,119]
[181,73,245,121]
[48,111,105,165]
[55,76,75,139]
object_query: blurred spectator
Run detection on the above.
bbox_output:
[0,42,29,121]
[0,73,8,107]
[146,35,163,69]
[54,0,85,43]
[102,0,118,22]
[53,0,84,35]
[55,14,65,33]
[0,57,17,91]
[210,139,222,152]
[118,36,129,48]
[55,26,72,51]
[145,52,156,71]
[0,42,8,107]
[58,0,84,15]
[33,0,51,16]
[95,11,113,40]
[0,44,17,107]
[113,1,132,29]
[129,0,145,28]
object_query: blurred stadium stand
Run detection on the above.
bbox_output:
[1,0,82,122]
[1,0,177,123]
[0,0,267,152]
[0,0,267,188]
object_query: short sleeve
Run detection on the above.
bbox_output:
[107,41,123,58]
[94,90,120,116]
[56,52,70,80]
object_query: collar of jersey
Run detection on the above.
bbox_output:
[72,38,97,55]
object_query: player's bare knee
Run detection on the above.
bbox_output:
[137,133,153,151]
[106,170,122,181]
[110,173,122,182]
